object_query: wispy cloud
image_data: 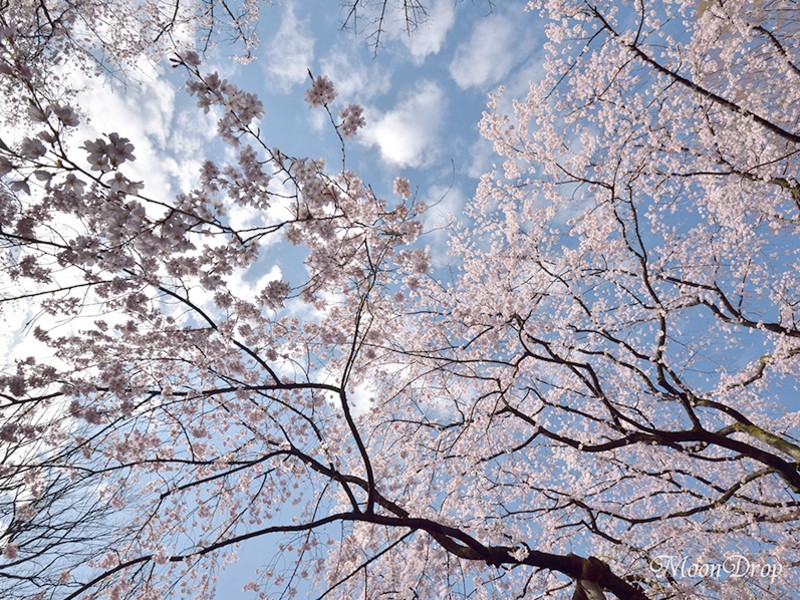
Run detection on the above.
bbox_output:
[320,46,391,101]
[72,65,183,199]
[400,0,456,65]
[449,15,524,90]
[361,81,445,168]
[264,3,314,91]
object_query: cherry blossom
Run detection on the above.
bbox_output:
[339,104,366,137]
[392,176,411,199]
[304,74,337,107]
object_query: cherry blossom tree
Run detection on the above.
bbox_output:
[0,0,267,130]
[2,0,800,599]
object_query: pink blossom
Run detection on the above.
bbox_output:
[0,156,13,176]
[27,105,50,123]
[393,177,411,199]
[105,133,136,166]
[108,172,144,196]
[182,51,201,67]
[3,544,19,560]
[83,138,111,172]
[339,104,365,137]
[62,173,87,194]
[259,280,291,309]
[8,179,30,194]
[52,104,79,127]
[304,75,336,107]
[15,503,36,521]
[19,138,46,159]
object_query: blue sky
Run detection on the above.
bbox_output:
[242,0,543,239]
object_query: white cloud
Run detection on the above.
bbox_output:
[228,261,282,300]
[361,81,445,168]
[401,0,456,65]
[264,4,314,92]
[449,15,523,90]
[319,46,391,101]
[308,108,326,133]
[72,66,180,200]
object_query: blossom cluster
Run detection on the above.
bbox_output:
[186,72,265,144]
[393,177,412,199]
[82,133,136,172]
[304,74,336,107]
[339,104,366,137]
[26,103,79,128]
